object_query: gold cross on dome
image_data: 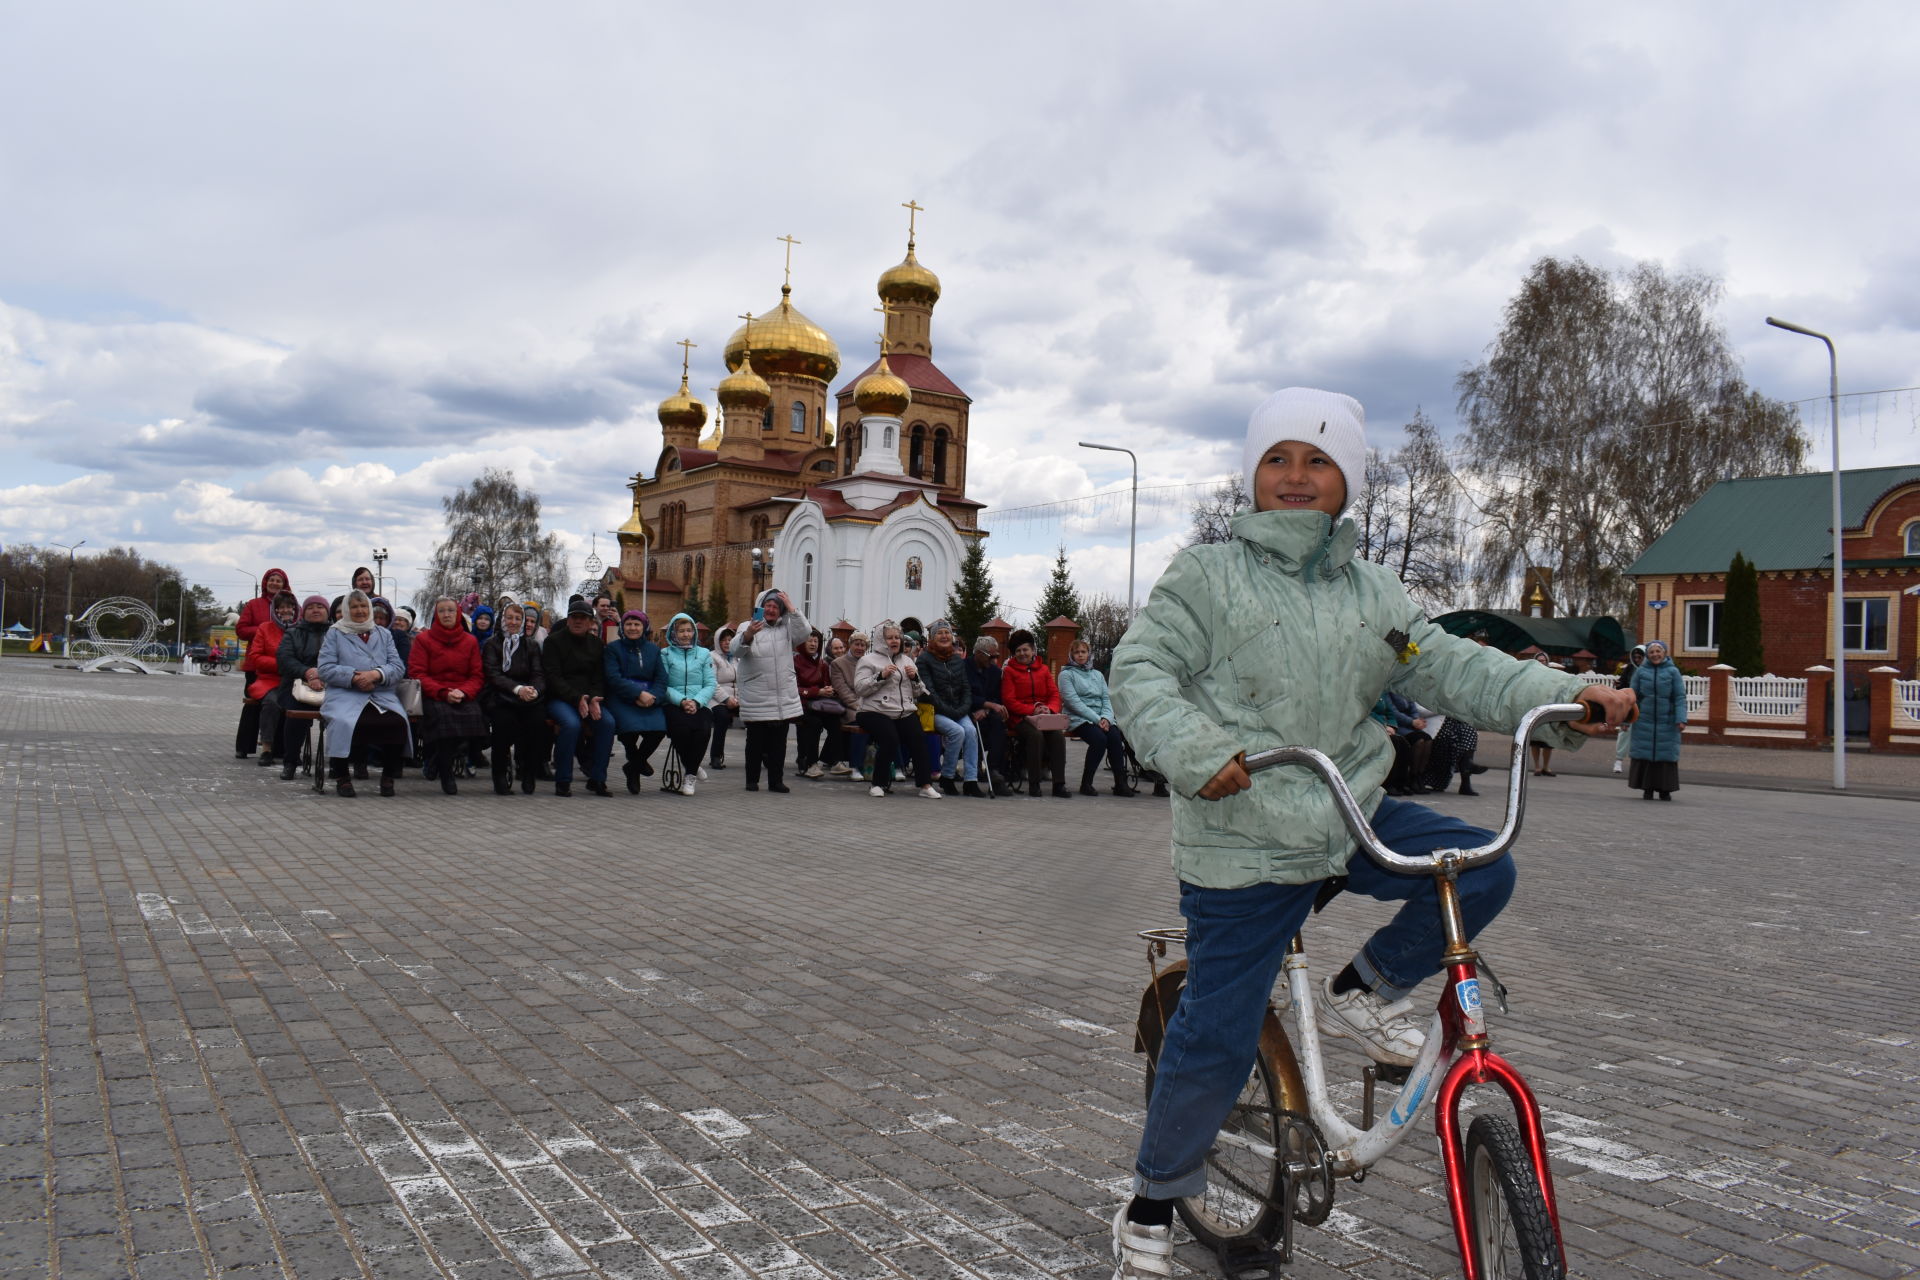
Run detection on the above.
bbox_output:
[901,200,923,248]
[736,312,755,360]
[676,338,696,379]
[777,235,801,289]
[873,302,897,355]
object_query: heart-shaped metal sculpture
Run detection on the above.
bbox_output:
[76,596,165,674]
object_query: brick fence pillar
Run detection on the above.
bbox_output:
[981,616,1012,656]
[1868,666,1900,752]
[1044,616,1081,674]
[830,619,855,650]
[1803,666,1833,747]
[1707,664,1732,743]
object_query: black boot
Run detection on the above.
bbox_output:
[963,780,986,798]
[332,763,355,798]
[493,771,512,796]
[380,769,398,797]
[279,760,298,781]
[1458,777,1478,796]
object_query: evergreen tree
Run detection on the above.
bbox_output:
[944,540,1000,648]
[704,577,731,632]
[1033,545,1082,629]
[1719,550,1766,676]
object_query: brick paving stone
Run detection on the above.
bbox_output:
[2,661,1916,1278]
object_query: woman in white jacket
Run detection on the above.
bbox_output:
[731,588,809,792]
[854,620,940,800]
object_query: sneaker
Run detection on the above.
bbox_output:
[869,785,886,798]
[828,762,852,776]
[1611,759,1624,774]
[697,766,709,781]
[680,779,697,797]
[1110,1204,1175,1280]
[917,784,943,799]
[1317,976,1424,1067]
[804,763,824,779]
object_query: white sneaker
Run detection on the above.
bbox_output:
[1611,759,1624,773]
[1317,976,1424,1067]
[828,762,853,776]
[680,779,696,797]
[869,785,886,798]
[1110,1204,1175,1279]
[917,784,943,799]
[698,766,709,780]
[804,763,824,779]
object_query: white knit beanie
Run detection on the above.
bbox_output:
[1242,387,1367,515]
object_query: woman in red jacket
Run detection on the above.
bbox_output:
[793,631,845,778]
[233,567,293,759]
[242,590,298,766]
[1000,629,1071,798]
[408,596,485,795]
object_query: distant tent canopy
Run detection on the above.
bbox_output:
[1432,610,1635,668]
[2,622,30,634]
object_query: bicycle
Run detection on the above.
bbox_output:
[1133,701,1616,1280]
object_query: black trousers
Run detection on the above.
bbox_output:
[856,710,930,790]
[977,710,1010,780]
[1073,721,1130,788]
[743,720,790,787]
[332,706,408,776]
[794,708,844,770]
[489,701,547,783]
[664,704,713,774]
[709,704,733,763]
[236,693,262,756]
[1013,720,1068,791]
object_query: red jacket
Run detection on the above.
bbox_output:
[1000,658,1062,728]
[236,567,292,642]
[794,649,835,701]
[243,617,285,701]
[407,618,483,702]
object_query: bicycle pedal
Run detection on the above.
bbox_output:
[1216,1237,1288,1280]
[1371,1061,1412,1086]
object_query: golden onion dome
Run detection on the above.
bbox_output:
[853,355,912,417]
[716,352,771,409]
[723,287,839,382]
[878,246,941,306]
[656,376,708,435]
[617,496,654,544]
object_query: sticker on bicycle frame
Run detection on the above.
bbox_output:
[1455,977,1486,1035]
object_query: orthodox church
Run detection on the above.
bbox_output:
[614,211,982,631]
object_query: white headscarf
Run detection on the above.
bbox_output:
[333,589,378,636]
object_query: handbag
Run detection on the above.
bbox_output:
[396,677,425,718]
[808,697,846,717]
[290,681,325,708]
[1028,712,1068,733]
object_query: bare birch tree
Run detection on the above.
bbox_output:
[420,469,571,612]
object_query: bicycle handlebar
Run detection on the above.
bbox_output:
[1243,702,1607,875]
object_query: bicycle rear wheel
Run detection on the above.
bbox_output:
[1462,1114,1564,1279]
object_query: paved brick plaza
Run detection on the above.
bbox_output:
[2,661,1914,1279]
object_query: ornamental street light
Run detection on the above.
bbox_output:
[51,540,85,658]
[1078,441,1138,615]
[371,548,390,599]
[1765,316,1846,790]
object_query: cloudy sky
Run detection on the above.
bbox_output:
[3,2,1916,620]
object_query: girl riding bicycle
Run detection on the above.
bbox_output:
[1106,387,1634,1278]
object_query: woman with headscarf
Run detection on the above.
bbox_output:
[408,596,486,795]
[732,588,809,793]
[1629,639,1687,801]
[481,601,547,794]
[658,612,716,796]
[349,566,376,596]
[854,620,940,799]
[708,626,739,770]
[243,590,299,766]
[316,590,411,797]
[603,610,667,794]
[234,567,293,758]
[274,595,332,779]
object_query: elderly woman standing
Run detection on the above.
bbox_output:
[1629,639,1687,801]
[732,588,809,793]
[409,597,486,795]
[317,590,412,797]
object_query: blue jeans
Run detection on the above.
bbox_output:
[932,714,980,781]
[1134,798,1517,1198]
[546,699,614,786]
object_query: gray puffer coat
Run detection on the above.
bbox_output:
[732,589,811,722]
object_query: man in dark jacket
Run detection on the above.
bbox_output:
[484,601,549,795]
[541,600,614,796]
[923,619,987,796]
[966,635,1011,794]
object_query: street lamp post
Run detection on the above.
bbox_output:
[1078,441,1138,615]
[51,540,86,658]
[1765,317,1846,790]
[372,548,389,599]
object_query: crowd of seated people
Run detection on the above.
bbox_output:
[232,567,1168,802]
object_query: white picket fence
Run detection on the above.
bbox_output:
[1730,675,1807,719]
[1683,676,1709,716]
[1898,680,1920,726]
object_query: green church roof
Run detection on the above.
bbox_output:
[1626,465,1920,576]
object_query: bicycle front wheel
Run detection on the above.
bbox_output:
[1142,1026,1286,1250]
[1463,1115,1564,1279]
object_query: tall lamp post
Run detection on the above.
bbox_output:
[1078,441,1138,615]
[51,539,86,658]
[1765,317,1846,790]
[371,548,389,599]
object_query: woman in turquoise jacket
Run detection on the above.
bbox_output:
[657,612,716,796]
[1059,638,1146,796]
[1628,639,1687,800]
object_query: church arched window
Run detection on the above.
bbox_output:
[695,553,705,586]
[883,425,894,450]
[790,400,806,434]
[909,424,926,478]
[802,553,815,619]
[816,407,824,434]
[905,557,924,591]
[933,428,949,485]
[761,406,773,433]
[682,555,692,586]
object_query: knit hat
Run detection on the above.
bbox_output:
[622,609,649,626]
[1008,628,1035,653]
[1243,387,1367,515]
[301,594,329,612]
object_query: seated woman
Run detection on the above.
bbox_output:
[409,597,486,795]
[1001,630,1071,798]
[708,627,739,770]
[658,612,716,796]
[234,566,293,759]
[921,619,984,796]
[793,631,844,780]
[1059,637,1141,797]
[244,590,298,766]
[853,621,938,799]
[275,595,333,779]
[482,601,548,795]
[603,610,666,794]
[828,630,868,779]
[317,590,412,797]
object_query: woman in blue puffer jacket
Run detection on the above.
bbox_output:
[603,610,666,794]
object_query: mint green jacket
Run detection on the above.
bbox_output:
[1110,509,1588,889]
